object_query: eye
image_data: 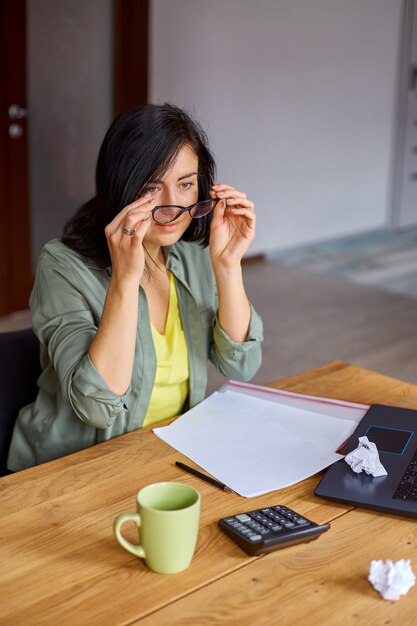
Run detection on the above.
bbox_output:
[144,185,159,194]
[180,181,194,190]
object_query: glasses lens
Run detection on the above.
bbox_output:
[190,199,216,219]
[153,207,181,224]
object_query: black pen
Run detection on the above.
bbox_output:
[175,461,234,493]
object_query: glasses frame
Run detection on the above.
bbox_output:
[151,198,221,224]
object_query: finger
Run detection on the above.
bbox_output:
[225,198,254,211]
[121,197,156,225]
[228,207,256,219]
[215,189,248,201]
[212,184,236,197]
[212,183,236,192]
[226,208,256,232]
[131,215,152,243]
[125,205,155,222]
[117,210,153,242]
[119,215,152,248]
[108,217,140,245]
[210,197,227,228]
[228,209,256,239]
[109,204,155,241]
[212,184,248,200]
[108,193,156,232]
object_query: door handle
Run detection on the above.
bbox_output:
[8,104,28,119]
[9,124,23,138]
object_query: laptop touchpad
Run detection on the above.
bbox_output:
[364,426,413,455]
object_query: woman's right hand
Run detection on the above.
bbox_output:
[104,193,156,286]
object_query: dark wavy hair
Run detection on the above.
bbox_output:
[62,104,216,266]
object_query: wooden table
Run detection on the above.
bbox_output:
[1,361,417,625]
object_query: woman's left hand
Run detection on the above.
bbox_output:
[209,183,256,269]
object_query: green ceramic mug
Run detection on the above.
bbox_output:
[113,482,201,574]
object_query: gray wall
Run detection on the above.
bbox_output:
[27,0,113,267]
[150,0,403,256]
[27,0,403,264]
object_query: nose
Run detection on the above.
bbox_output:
[159,186,179,207]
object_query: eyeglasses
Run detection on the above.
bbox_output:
[151,198,220,224]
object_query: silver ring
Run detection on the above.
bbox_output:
[122,225,135,236]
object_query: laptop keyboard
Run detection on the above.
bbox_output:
[393,449,417,501]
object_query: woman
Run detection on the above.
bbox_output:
[7,104,263,471]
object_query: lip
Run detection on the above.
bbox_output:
[154,221,182,231]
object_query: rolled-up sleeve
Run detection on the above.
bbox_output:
[69,353,129,428]
[210,303,263,381]
[32,257,130,429]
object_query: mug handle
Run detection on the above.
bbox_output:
[113,512,145,559]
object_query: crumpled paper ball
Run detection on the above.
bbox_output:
[369,559,415,600]
[344,435,387,477]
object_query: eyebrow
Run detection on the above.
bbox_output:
[148,171,198,184]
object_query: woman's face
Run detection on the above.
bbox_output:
[142,144,199,250]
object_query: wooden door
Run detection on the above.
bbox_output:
[113,0,149,115]
[0,0,149,318]
[394,0,417,227]
[0,0,32,316]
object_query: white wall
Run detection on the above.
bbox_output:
[150,0,403,256]
[28,0,113,266]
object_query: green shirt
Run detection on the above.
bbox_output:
[7,239,263,471]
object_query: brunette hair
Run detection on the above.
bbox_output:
[62,103,216,266]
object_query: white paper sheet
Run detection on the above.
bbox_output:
[154,389,357,497]
[222,380,369,422]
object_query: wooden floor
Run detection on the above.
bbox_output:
[1,259,416,397]
[270,226,417,299]
[208,259,417,394]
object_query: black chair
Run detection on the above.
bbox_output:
[0,328,41,475]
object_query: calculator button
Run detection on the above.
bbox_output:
[219,505,329,556]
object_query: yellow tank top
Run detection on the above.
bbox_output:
[143,274,190,427]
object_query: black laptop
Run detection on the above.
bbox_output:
[315,404,417,518]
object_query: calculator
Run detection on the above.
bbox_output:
[218,505,330,556]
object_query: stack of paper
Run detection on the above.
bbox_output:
[154,389,359,497]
